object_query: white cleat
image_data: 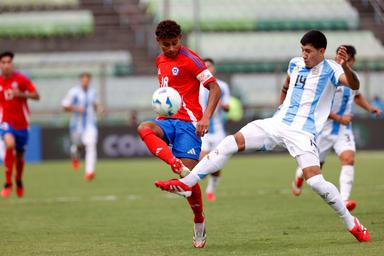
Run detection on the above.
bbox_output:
[193,222,206,248]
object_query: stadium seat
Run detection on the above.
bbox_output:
[15,51,133,78]
[0,0,78,9]
[187,31,384,72]
[142,0,359,31]
[0,10,93,38]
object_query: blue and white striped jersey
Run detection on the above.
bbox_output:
[274,57,344,136]
[62,86,98,133]
[199,79,230,135]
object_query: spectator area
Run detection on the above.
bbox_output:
[0,0,78,9]
[0,10,93,38]
[143,0,359,31]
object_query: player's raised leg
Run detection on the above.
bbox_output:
[138,121,189,176]
[338,150,356,211]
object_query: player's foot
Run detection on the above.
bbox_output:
[345,199,357,212]
[1,183,12,198]
[349,217,370,242]
[84,172,95,181]
[71,158,79,171]
[193,222,206,248]
[154,179,192,197]
[206,192,216,202]
[170,157,190,178]
[16,180,24,198]
[291,176,304,196]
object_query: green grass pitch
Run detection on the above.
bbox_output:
[0,152,383,255]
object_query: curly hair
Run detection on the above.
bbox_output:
[155,20,181,39]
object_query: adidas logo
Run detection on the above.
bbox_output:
[187,148,196,155]
[155,147,163,156]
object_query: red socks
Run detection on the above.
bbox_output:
[15,159,25,182]
[187,184,205,223]
[138,128,174,165]
[4,148,14,185]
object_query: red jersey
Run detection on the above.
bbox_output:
[156,46,216,122]
[0,72,37,129]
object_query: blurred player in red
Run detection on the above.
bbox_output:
[0,51,40,198]
[137,20,221,248]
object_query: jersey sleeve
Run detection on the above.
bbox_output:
[20,75,37,93]
[287,57,299,76]
[328,60,344,87]
[62,88,75,107]
[219,81,231,106]
[183,50,216,87]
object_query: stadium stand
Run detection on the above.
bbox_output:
[0,0,79,10]
[0,11,93,38]
[188,30,384,72]
[143,0,359,31]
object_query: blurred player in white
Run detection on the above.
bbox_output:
[156,31,370,242]
[199,58,230,201]
[62,72,101,181]
[291,45,382,211]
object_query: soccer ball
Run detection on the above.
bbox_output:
[152,87,182,116]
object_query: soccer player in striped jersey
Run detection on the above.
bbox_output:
[137,20,221,248]
[62,72,101,181]
[0,51,40,198]
[155,31,370,243]
[291,45,382,212]
[199,58,230,201]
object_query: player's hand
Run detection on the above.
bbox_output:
[371,107,382,118]
[336,46,348,67]
[339,115,352,125]
[74,106,85,113]
[196,116,209,137]
[12,89,24,98]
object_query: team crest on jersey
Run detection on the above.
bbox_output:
[11,81,18,89]
[312,66,320,75]
[172,67,179,76]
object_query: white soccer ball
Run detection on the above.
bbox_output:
[152,87,182,116]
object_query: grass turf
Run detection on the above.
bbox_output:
[0,152,383,255]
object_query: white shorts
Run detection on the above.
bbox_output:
[239,118,320,169]
[201,131,226,152]
[317,127,355,162]
[71,128,98,146]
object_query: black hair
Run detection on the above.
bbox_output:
[155,20,182,39]
[300,30,327,49]
[79,72,92,78]
[0,51,15,60]
[336,45,356,59]
[203,58,215,65]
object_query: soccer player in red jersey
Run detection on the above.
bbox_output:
[0,51,40,198]
[137,20,221,248]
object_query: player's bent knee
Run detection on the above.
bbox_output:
[234,132,245,151]
[340,152,355,165]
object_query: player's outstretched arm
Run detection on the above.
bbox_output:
[354,93,382,118]
[279,75,290,105]
[337,47,359,90]
[196,81,221,137]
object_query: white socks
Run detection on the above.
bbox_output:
[85,143,97,174]
[306,174,355,230]
[181,135,238,187]
[339,165,354,201]
[206,175,220,194]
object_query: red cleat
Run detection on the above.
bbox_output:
[1,183,12,198]
[16,180,24,198]
[154,179,192,197]
[349,218,370,242]
[84,172,96,181]
[170,158,190,178]
[345,199,357,212]
[206,192,216,202]
[291,177,304,196]
[72,158,80,171]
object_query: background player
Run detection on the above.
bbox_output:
[137,20,221,248]
[199,58,230,201]
[291,45,382,212]
[0,51,40,198]
[155,30,370,243]
[62,72,101,181]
